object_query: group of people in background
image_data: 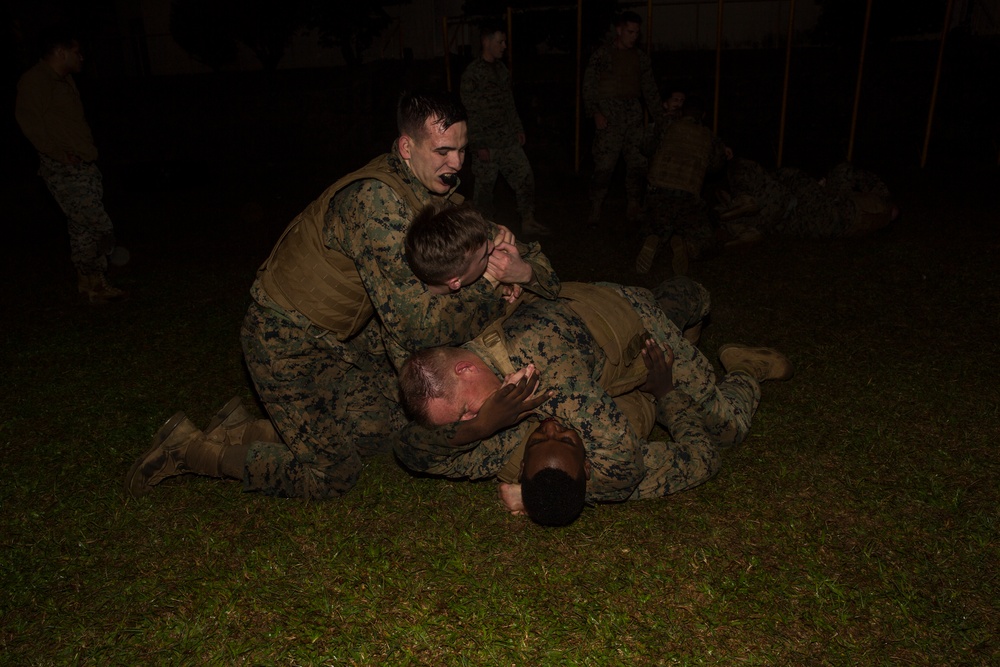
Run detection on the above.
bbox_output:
[17,14,898,525]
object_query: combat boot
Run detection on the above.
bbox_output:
[124,412,226,498]
[670,235,689,277]
[78,272,129,304]
[635,235,659,274]
[521,214,552,237]
[204,396,279,446]
[718,344,794,382]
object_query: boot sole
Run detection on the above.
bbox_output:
[124,411,186,499]
[718,344,794,381]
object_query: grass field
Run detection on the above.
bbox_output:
[2,150,998,666]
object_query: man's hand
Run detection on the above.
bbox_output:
[594,112,609,130]
[454,365,551,442]
[517,132,526,147]
[498,483,527,516]
[500,283,523,303]
[487,241,534,285]
[638,337,675,400]
[493,225,516,246]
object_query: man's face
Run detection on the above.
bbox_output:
[58,41,84,73]
[424,350,501,424]
[616,22,640,49]
[666,92,685,112]
[399,117,468,194]
[484,31,507,62]
[520,417,589,481]
[456,239,494,289]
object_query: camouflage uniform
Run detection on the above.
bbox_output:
[645,116,729,259]
[460,57,535,221]
[240,147,560,499]
[725,158,893,239]
[395,278,760,503]
[15,61,115,277]
[583,42,663,214]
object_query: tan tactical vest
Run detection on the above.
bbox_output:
[597,48,641,100]
[477,283,654,483]
[257,154,428,340]
[647,118,714,195]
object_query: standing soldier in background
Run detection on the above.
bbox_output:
[583,11,663,225]
[15,26,129,304]
[461,19,550,238]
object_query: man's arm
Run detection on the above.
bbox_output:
[638,51,663,118]
[15,70,58,158]
[335,179,507,364]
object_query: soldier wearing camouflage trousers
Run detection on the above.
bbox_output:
[583,11,663,224]
[125,91,560,501]
[15,27,127,303]
[461,20,549,237]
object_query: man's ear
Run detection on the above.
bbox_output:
[445,276,462,292]
[455,359,477,374]
[584,459,592,480]
[398,134,413,160]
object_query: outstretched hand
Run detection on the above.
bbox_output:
[638,337,675,400]
[457,365,552,442]
[486,241,534,285]
[498,482,527,516]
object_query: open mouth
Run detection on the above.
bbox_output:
[439,173,458,186]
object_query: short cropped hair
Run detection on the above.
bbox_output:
[398,346,458,426]
[397,89,468,141]
[521,467,587,527]
[616,11,643,27]
[405,202,491,286]
[479,18,506,41]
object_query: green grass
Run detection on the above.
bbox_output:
[1,162,998,666]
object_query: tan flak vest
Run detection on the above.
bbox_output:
[597,48,641,100]
[257,154,442,340]
[470,283,655,482]
[647,117,714,195]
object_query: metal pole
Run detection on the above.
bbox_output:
[713,0,724,134]
[442,16,452,92]
[846,0,873,163]
[575,0,583,173]
[921,0,955,168]
[777,0,797,168]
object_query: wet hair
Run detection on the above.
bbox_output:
[479,18,506,41]
[397,89,468,140]
[405,202,491,286]
[521,467,587,527]
[398,347,458,426]
[616,11,643,27]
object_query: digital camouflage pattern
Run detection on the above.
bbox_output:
[725,158,893,239]
[239,148,561,499]
[38,154,115,275]
[583,43,663,211]
[461,58,535,219]
[395,278,761,503]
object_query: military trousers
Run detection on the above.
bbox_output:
[38,154,115,275]
[239,284,406,499]
[471,143,535,220]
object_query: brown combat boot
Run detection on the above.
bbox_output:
[718,344,794,382]
[635,235,659,274]
[204,396,279,446]
[124,412,226,498]
[78,272,129,304]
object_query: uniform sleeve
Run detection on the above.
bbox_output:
[15,71,56,157]
[394,418,530,480]
[514,239,560,299]
[332,179,507,367]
